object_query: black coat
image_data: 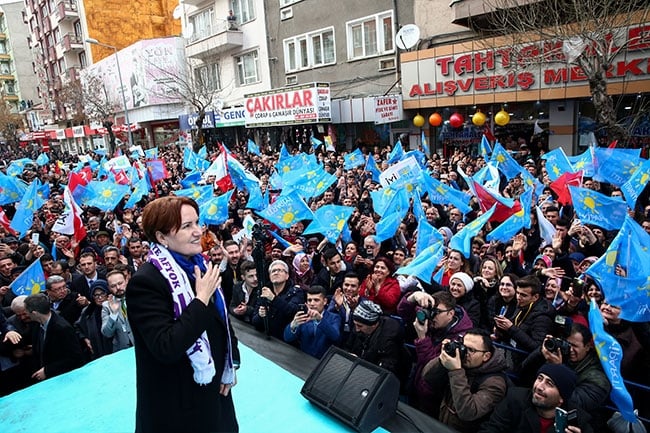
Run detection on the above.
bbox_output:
[31,312,83,379]
[126,262,239,433]
[70,272,107,299]
[52,291,85,326]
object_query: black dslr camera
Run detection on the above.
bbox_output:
[416,303,437,324]
[544,315,572,356]
[544,337,571,355]
[443,340,468,358]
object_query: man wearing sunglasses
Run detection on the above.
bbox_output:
[422,328,508,433]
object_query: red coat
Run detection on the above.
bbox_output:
[359,276,401,315]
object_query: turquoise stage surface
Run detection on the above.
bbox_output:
[0,343,374,433]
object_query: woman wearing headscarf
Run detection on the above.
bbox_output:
[291,252,313,291]
[126,196,239,433]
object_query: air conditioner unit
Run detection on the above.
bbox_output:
[280,7,293,20]
[286,75,298,86]
[378,58,396,71]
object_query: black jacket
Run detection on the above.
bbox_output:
[126,262,239,433]
[31,312,83,379]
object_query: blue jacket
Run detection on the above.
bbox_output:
[283,304,341,358]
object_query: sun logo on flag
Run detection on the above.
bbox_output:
[581,191,602,215]
[206,203,219,216]
[29,278,43,294]
[605,250,618,269]
[495,153,506,163]
[192,190,201,199]
[281,207,297,225]
[102,188,114,198]
[574,160,585,169]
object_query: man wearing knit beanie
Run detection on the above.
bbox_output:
[478,362,593,433]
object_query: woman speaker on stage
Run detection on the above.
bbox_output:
[126,196,239,433]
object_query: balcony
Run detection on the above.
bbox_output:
[450,0,542,28]
[48,45,56,62]
[64,65,80,82]
[52,76,62,90]
[185,19,243,59]
[0,70,14,81]
[43,16,51,33]
[61,32,83,53]
[54,0,79,22]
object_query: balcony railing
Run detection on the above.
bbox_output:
[185,19,243,59]
[55,0,78,22]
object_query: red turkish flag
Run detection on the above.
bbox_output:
[472,180,522,222]
[550,170,583,205]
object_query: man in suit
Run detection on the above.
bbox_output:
[229,260,258,324]
[24,293,83,381]
[102,269,133,352]
[70,252,106,299]
[46,275,88,326]
[220,240,243,307]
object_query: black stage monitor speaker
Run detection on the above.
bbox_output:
[300,346,400,433]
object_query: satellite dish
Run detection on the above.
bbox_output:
[395,24,420,50]
[172,4,183,19]
[182,22,194,39]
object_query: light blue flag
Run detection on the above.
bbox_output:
[420,172,473,214]
[341,223,352,244]
[569,186,628,231]
[395,242,445,284]
[519,166,546,198]
[281,165,334,199]
[10,179,45,237]
[490,142,521,179]
[374,212,404,243]
[364,154,381,183]
[124,176,151,209]
[244,178,265,211]
[303,205,354,244]
[81,180,131,211]
[276,153,318,175]
[228,155,260,191]
[6,158,33,177]
[402,150,427,170]
[37,182,50,202]
[0,174,26,205]
[9,259,45,296]
[280,143,290,160]
[541,148,575,181]
[310,135,323,150]
[199,190,233,226]
[588,299,637,422]
[97,157,110,179]
[592,147,642,187]
[416,217,444,256]
[343,149,365,170]
[174,184,215,206]
[144,147,158,160]
[421,131,430,155]
[479,135,492,162]
[621,157,650,209]
[269,230,292,248]
[371,186,409,217]
[567,148,595,177]
[585,216,650,322]
[387,141,404,164]
[257,191,314,229]
[473,162,501,191]
[198,146,207,159]
[36,153,49,166]
[180,171,202,189]
[247,139,261,156]
[449,205,496,258]
[93,148,107,156]
[432,266,445,284]
[486,187,533,243]
[412,191,425,223]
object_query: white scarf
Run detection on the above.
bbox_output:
[148,242,216,385]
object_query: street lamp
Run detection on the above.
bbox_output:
[85,37,134,148]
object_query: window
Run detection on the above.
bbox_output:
[74,21,82,37]
[79,52,87,68]
[231,0,255,24]
[194,62,221,92]
[283,27,335,72]
[347,11,394,60]
[235,50,259,85]
[189,7,214,42]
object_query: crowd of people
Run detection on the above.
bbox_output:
[0,136,649,433]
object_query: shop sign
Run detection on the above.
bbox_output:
[72,126,85,138]
[374,95,403,124]
[403,23,650,101]
[244,83,331,127]
[214,107,246,127]
[179,111,215,130]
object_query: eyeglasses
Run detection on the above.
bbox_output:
[270,268,286,274]
[464,346,489,355]
[93,292,107,298]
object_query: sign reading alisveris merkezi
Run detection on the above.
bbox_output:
[244,83,331,127]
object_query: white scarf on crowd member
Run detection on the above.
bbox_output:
[148,242,216,385]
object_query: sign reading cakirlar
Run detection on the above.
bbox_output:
[244,83,331,127]
[402,23,650,101]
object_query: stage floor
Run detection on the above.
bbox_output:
[0,320,451,433]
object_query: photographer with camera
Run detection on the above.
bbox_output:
[479,363,593,433]
[283,285,341,358]
[421,328,509,433]
[397,290,473,416]
[252,260,305,340]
